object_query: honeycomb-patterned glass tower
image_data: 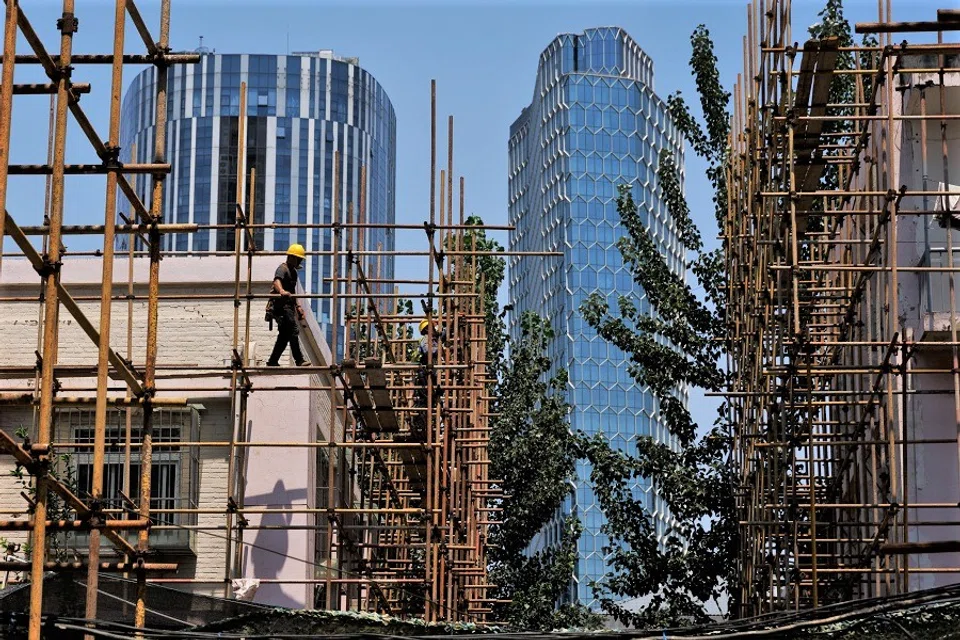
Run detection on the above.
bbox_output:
[508,27,685,608]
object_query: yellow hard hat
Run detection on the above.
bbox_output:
[286,243,306,259]
[419,319,430,333]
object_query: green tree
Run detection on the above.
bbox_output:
[488,312,597,630]
[462,215,507,379]
[576,25,737,627]
[10,426,79,564]
[463,216,597,630]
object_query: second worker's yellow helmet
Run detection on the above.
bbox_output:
[286,243,306,259]
[419,319,431,333]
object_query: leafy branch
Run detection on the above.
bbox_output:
[576,23,738,627]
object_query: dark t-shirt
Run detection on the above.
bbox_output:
[274,263,298,306]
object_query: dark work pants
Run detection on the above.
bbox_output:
[267,305,305,365]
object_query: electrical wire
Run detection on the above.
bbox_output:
[15,580,960,639]
[69,578,193,627]
[51,616,420,640]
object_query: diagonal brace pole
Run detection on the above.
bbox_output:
[0,430,139,556]
[4,211,144,396]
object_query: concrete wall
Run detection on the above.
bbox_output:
[240,377,316,608]
[0,255,341,607]
[829,66,960,592]
[896,72,960,590]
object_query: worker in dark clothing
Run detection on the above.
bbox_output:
[266,243,311,367]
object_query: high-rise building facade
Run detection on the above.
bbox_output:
[119,51,396,348]
[508,27,685,607]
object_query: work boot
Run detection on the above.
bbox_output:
[295,359,312,367]
[266,361,280,367]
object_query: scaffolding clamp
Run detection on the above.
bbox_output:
[227,497,249,528]
[140,385,157,411]
[149,45,173,69]
[86,499,105,530]
[57,12,79,34]
[20,442,49,483]
[101,144,122,170]
[34,256,62,279]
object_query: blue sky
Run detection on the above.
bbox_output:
[9,0,946,261]
[6,0,946,426]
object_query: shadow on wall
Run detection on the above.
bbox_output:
[245,479,309,609]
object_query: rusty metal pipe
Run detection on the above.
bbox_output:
[86,0,127,623]
[0,394,187,406]
[0,0,18,291]
[0,53,198,64]
[855,19,960,33]
[0,433,138,557]
[12,82,90,94]
[11,8,155,231]
[17,222,198,235]
[2,248,557,258]
[881,541,960,555]
[4,211,144,395]
[28,1,75,638]
[0,562,177,572]
[7,162,169,174]
[223,83,247,597]
[323,149,340,610]
[0,518,150,531]
[124,0,160,58]
[136,0,171,627]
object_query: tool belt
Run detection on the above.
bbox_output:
[265,293,280,329]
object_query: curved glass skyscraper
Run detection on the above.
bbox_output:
[508,27,684,607]
[119,51,396,345]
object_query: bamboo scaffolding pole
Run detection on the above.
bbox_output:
[14,223,513,236]
[133,0,171,627]
[224,84,248,598]
[0,53,198,64]
[324,148,341,609]
[727,0,960,616]
[425,78,438,622]
[24,0,75,635]
[1,249,556,259]
[0,0,17,284]
[86,2,127,625]
[0,29,502,621]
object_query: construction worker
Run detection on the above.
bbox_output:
[417,318,445,366]
[266,243,311,367]
[412,319,446,434]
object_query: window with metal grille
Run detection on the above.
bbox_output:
[59,406,201,553]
